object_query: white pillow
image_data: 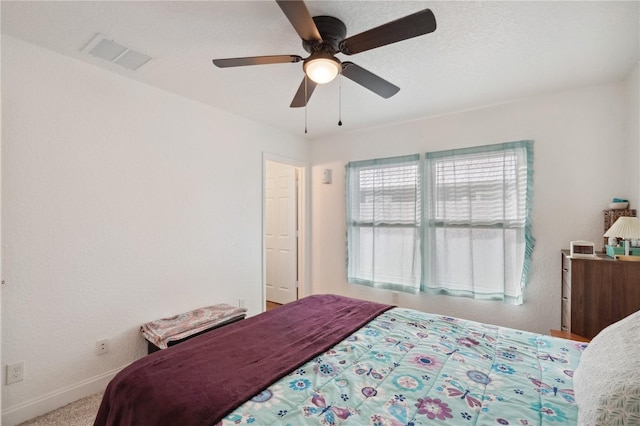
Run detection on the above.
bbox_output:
[573,310,640,425]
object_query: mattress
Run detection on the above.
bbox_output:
[95,294,585,425]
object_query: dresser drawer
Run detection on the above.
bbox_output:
[562,280,570,300]
[561,255,571,289]
[561,294,571,331]
[562,253,571,272]
[561,252,571,331]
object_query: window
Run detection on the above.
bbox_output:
[345,141,534,303]
[346,155,422,293]
[423,141,534,304]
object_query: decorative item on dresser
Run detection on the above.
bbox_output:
[603,208,636,249]
[569,240,596,258]
[561,250,640,340]
[604,216,640,257]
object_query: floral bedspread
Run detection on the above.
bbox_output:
[220,307,586,426]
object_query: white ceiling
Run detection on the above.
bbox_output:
[2,1,639,139]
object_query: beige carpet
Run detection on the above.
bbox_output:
[18,392,103,426]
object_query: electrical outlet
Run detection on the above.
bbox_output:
[96,339,109,356]
[6,361,24,385]
[238,298,246,309]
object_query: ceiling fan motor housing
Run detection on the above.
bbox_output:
[302,16,347,54]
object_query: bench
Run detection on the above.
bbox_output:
[141,304,247,354]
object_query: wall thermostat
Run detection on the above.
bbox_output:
[322,169,332,184]
[570,240,596,258]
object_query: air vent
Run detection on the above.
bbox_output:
[82,33,151,71]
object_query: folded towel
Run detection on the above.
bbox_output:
[141,304,247,349]
[612,198,629,202]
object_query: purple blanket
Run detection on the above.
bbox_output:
[94,294,391,426]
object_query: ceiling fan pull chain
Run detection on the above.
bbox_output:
[338,73,343,127]
[304,74,308,134]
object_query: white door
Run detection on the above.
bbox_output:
[265,161,298,304]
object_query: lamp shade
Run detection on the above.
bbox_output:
[603,216,640,239]
[303,53,341,84]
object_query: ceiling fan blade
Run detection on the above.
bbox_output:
[340,9,436,55]
[212,55,302,68]
[276,0,322,41]
[341,62,400,99]
[290,77,318,108]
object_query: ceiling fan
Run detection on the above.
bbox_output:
[212,1,436,108]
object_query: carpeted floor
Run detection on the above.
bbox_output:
[18,392,103,426]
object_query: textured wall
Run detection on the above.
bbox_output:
[1,35,309,422]
[624,62,640,208]
[310,75,637,335]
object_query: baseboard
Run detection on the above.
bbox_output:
[1,365,123,426]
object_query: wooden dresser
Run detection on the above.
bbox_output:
[561,250,640,340]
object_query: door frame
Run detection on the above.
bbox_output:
[262,153,308,311]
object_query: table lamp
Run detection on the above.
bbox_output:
[604,216,640,256]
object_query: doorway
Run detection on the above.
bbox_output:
[264,158,305,308]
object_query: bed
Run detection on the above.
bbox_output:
[94,294,640,426]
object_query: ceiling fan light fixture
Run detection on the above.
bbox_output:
[303,53,341,84]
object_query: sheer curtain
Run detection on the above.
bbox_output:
[346,154,422,293]
[422,141,534,304]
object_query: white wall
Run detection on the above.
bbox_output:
[311,71,638,335]
[624,62,640,207]
[1,36,309,423]
[0,21,3,423]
